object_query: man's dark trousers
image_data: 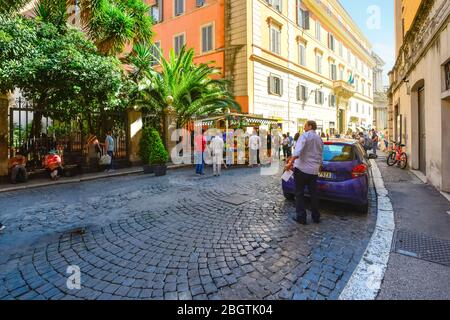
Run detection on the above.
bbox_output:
[294,168,320,222]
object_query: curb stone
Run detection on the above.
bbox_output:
[0,164,191,193]
[339,159,395,300]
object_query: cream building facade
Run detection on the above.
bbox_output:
[226,0,375,135]
[372,52,388,131]
[389,0,450,192]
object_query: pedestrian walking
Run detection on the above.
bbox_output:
[211,131,224,176]
[86,133,101,171]
[267,132,272,158]
[104,130,115,172]
[287,132,293,157]
[371,129,379,156]
[282,134,289,160]
[248,130,261,167]
[384,130,389,150]
[293,132,300,153]
[286,120,324,225]
[194,129,206,175]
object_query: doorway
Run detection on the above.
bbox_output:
[338,109,345,134]
[418,86,426,175]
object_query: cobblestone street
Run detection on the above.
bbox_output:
[0,166,376,300]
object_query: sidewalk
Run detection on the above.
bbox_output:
[375,154,450,300]
[0,163,190,193]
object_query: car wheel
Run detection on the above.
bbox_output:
[355,202,369,214]
[283,192,295,201]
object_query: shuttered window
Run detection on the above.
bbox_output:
[268,75,283,96]
[273,0,282,12]
[328,33,335,51]
[329,94,336,107]
[299,44,306,66]
[270,25,281,55]
[315,54,322,74]
[315,21,321,41]
[315,90,324,105]
[201,24,213,53]
[330,64,337,80]
[174,34,185,55]
[297,1,310,29]
[175,0,184,16]
[297,85,308,101]
[151,42,161,66]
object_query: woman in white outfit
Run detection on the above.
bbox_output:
[211,132,224,176]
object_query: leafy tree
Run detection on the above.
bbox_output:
[134,46,240,129]
[0,15,37,93]
[0,15,127,137]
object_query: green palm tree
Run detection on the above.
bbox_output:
[2,0,153,56]
[134,46,240,129]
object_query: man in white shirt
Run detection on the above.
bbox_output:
[286,121,324,225]
[248,130,261,167]
[211,131,224,176]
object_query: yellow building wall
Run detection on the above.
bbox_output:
[402,0,423,34]
[395,0,423,53]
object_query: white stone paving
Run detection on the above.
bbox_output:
[339,159,395,300]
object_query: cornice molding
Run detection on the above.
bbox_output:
[390,0,450,92]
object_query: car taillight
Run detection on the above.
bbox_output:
[352,164,367,179]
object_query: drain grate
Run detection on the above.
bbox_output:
[218,195,252,206]
[394,229,450,267]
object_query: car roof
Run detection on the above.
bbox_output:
[323,139,357,145]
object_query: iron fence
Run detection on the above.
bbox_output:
[9,97,128,171]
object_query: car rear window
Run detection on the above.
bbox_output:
[323,144,355,162]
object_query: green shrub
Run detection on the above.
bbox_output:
[148,128,169,165]
[138,126,152,165]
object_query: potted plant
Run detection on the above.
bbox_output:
[139,126,153,174]
[148,128,169,176]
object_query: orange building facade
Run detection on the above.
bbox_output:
[146,0,249,112]
[146,1,225,72]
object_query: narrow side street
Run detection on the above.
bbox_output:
[376,156,450,300]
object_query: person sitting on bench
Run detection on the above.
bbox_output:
[9,150,27,184]
[43,150,63,180]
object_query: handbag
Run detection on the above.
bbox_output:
[99,154,111,165]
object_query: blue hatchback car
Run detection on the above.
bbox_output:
[282,140,371,213]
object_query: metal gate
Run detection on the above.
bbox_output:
[9,97,129,171]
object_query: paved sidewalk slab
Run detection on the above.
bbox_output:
[376,155,450,300]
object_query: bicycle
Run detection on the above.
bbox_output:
[387,141,408,169]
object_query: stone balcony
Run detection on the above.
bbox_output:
[333,80,355,100]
